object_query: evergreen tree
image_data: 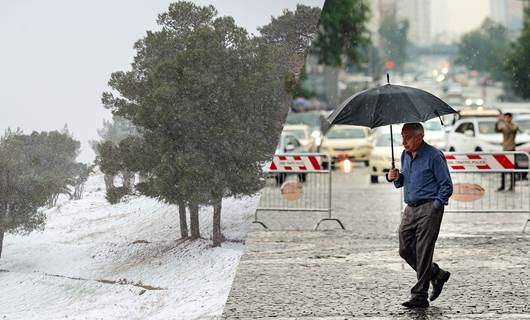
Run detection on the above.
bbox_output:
[102,2,290,245]
[0,129,84,258]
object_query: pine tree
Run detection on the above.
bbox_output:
[102,2,292,245]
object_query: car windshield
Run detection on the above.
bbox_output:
[283,129,306,140]
[376,134,403,147]
[327,127,366,139]
[286,113,321,128]
[477,121,498,134]
[424,120,442,131]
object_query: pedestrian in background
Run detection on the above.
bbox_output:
[496,112,519,191]
[387,123,453,308]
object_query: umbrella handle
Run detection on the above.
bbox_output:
[390,124,395,169]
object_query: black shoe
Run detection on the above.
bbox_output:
[497,187,505,191]
[430,271,451,301]
[507,187,514,192]
[401,298,429,308]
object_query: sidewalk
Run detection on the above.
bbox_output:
[222,229,530,319]
[222,171,530,319]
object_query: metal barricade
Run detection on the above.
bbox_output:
[399,151,530,232]
[254,153,345,230]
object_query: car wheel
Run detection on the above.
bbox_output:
[449,146,455,152]
[364,160,369,166]
[475,147,483,152]
[370,175,378,184]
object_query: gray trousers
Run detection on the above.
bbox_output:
[399,201,445,300]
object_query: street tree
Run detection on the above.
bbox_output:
[506,3,530,98]
[102,2,290,245]
[379,16,409,71]
[258,4,321,87]
[302,0,371,106]
[455,18,511,81]
[310,0,371,68]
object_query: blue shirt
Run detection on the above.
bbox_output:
[394,142,453,209]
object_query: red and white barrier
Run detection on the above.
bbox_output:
[268,155,324,172]
[445,153,515,171]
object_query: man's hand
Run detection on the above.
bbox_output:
[388,168,400,181]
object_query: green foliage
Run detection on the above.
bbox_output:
[101,1,290,210]
[455,18,511,81]
[105,186,128,205]
[96,141,121,177]
[0,129,84,234]
[310,0,371,67]
[506,4,530,98]
[379,16,409,71]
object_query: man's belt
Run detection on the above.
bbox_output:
[407,199,432,207]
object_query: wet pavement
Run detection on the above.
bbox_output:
[222,167,530,319]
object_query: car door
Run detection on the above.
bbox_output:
[451,121,476,152]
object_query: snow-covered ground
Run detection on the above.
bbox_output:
[0,173,259,320]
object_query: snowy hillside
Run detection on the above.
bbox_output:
[0,173,259,320]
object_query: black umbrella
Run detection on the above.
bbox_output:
[324,74,457,168]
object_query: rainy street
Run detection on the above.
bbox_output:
[222,164,530,319]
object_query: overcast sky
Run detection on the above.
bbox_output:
[0,0,495,163]
[0,0,324,162]
[446,0,490,35]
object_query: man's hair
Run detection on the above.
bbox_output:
[505,112,513,117]
[402,123,424,136]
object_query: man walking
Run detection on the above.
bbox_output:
[387,123,453,308]
[496,113,519,191]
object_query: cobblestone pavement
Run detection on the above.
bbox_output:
[222,168,530,319]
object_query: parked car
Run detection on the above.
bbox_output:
[272,133,309,185]
[445,106,501,126]
[369,131,404,183]
[447,117,530,152]
[282,124,316,152]
[285,111,327,149]
[320,125,373,167]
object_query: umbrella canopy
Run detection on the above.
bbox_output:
[324,76,458,169]
[325,83,457,131]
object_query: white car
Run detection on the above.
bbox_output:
[282,124,316,152]
[320,125,373,167]
[447,117,530,152]
[423,119,447,151]
[369,132,404,183]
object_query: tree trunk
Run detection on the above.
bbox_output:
[178,200,188,239]
[104,174,115,192]
[212,198,223,247]
[0,228,4,259]
[122,171,134,193]
[189,203,201,240]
